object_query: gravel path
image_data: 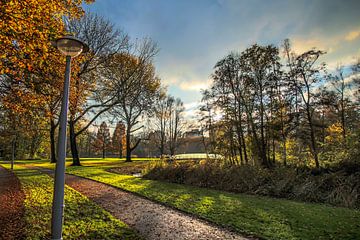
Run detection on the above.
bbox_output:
[0,166,25,240]
[38,167,249,240]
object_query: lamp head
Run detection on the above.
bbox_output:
[53,35,89,57]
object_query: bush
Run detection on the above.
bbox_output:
[143,160,360,208]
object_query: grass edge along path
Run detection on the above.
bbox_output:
[58,163,360,240]
[0,163,141,240]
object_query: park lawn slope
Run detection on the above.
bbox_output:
[0,164,140,240]
[58,163,360,240]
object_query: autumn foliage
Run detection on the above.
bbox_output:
[0,0,92,113]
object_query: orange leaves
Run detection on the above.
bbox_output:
[0,0,90,78]
[0,0,92,118]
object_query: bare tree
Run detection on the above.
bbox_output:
[326,66,352,139]
[168,97,185,156]
[112,121,126,158]
[151,90,172,156]
[199,90,216,156]
[65,12,129,165]
[94,121,111,158]
[104,39,160,162]
[211,53,250,164]
[289,49,326,168]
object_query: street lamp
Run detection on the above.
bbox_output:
[51,35,88,240]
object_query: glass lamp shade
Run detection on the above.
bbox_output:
[55,36,88,57]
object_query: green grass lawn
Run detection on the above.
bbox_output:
[25,158,360,240]
[12,157,159,166]
[0,163,141,240]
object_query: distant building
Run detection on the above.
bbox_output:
[183,129,202,138]
[133,129,208,157]
[148,130,162,141]
[178,129,205,154]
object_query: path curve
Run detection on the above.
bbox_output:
[0,165,25,240]
[38,167,249,240]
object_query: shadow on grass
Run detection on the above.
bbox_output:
[32,162,360,240]
[138,179,360,240]
[7,166,141,240]
[76,165,360,240]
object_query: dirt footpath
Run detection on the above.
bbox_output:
[0,166,25,240]
[64,173,249,240]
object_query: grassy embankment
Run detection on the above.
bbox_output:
[0,163,141,240]
[28,158,360,240]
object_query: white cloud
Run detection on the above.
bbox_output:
[179,80,211,91]
[345,30,360,41]
[159,62,212,93]
[291,37,337,55]
[183,101,201,118]
[289,27,360,71]
[344,72,360,84]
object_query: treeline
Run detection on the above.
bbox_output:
[200,40,360,168]
[144,41,360,208]
[0,4,185,164]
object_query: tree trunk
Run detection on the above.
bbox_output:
[102,142,105,159]
[259,87,269,167]
[125,127,132,162]
[50,119,57,163]
[229,129,238,164]
[282,138,287,166]
[201,130,209,156]
[11,138,15,170]
[270,137,275,164]
[241,130,248,164]
[306,108,319,168]
[169,146,175,156]
[235,122,244,164]
[159,135,165,156]
[29,137,37,159]
[69,120,81,166]
[340,97,346,140]
[119,142,123,159]
[247,113,262,165]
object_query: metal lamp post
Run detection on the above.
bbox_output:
[51,35,88,240]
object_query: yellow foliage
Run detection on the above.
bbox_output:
[325,123,343,144]
[0,0,92,116]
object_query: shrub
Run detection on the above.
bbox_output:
[143,160,360,208]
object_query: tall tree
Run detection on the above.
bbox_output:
[104,40,160,162]
[112,121,126,158]
[94,121,111,158]
[65,12,129,165]
[211,53,250,164]
[151,91,182,156]
[240,44,280,167]
[353,59,360,102]
[204,40,334,167]
[152,92,168,156]
[168,97,185,156]
[325,66,351,140]
[0,0,94,164]
[199,90,217,156]
[290,49,326,168]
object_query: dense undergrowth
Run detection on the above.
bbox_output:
[143,160,360,208]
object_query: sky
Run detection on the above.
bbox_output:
[84,0,360,120]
